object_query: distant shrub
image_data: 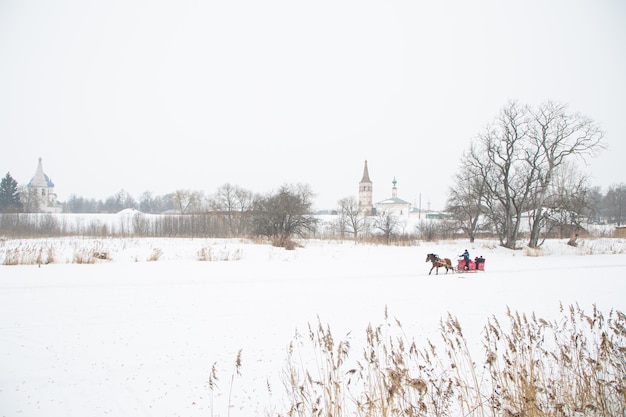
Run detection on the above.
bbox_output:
[524,246,544,256]
[2,248,20,265]
[197,245,242,261]
[73,248,96,264]
[38,246,55,264]
[197,246,212,261]
[147,248,163,262]
[92,251,109,260]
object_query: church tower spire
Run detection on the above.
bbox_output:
[30,157,49,187]
[27,157,61,213]
[360,160,371,183]
[358,160,373,215]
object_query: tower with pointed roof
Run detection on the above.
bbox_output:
[27,158,62,213]
[358,160,373,215]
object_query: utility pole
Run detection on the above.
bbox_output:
[419,193,422,219]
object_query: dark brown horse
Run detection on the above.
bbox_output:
[426,253,453,275]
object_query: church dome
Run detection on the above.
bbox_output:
[28,157,55,188]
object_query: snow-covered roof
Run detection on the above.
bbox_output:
[376,197,411,205]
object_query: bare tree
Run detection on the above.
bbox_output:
[415,219,439,242]
[210,183,254,236]
[604,183,626,226]
[586,186,604,224]
[337,196,365,240]
[21,186,41,213]
[454,101,604,248]
[65,194,98,213]
[373,211,399,244]
[446,148,489,242]
[212,183,238,235]
[470,101,534,248]
[139,191,168,214]
[102,189,137,213]
[529,163,591,244]
[251,183,318,247]
[233,187,253,235]
[526,102,605,247]
[172,189,202,214]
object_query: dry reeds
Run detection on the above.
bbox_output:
[209,305,626,417]
[197,245,243,261]
[475,304,626,417]
[1,242,55,265]
[147,247,163,261]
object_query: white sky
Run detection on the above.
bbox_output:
[1,0,625,210]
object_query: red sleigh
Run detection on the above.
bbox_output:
[456,257,485,272]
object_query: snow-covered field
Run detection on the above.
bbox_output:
[1,237,625,416]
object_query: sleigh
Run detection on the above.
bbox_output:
[426,253,486,275]
[456,257,486,273]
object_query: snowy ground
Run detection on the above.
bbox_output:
[1,237,625,417]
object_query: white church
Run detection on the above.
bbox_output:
[27,158,62,213]
[358,160,412,217]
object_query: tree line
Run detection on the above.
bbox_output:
[1,101,624,246]
[0,183,319,247]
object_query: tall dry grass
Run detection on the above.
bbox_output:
[197,245,243,261]
[0,238,249,265]
[478,304,626,417]
[209,305,626,417]
[1,241,55,265]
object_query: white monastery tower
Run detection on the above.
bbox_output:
[358,160,373,216]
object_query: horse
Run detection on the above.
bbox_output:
[425,253,453,275]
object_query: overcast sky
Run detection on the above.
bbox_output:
[1,0,624,210]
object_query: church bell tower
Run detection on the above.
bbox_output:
[358,160,373,215]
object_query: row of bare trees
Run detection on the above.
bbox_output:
[333,196,449,243]
[447,101,605,248]
[2,184,318,247]
[334,197,402,242]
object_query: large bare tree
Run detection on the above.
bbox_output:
[373,210,399,244]
[473,101,534,248]
[251,183,318,247]
[211,183,253,236]
[526,102,605,247]
[172,189,202,214]
[453,101,604,249]
[337,196,366,240]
